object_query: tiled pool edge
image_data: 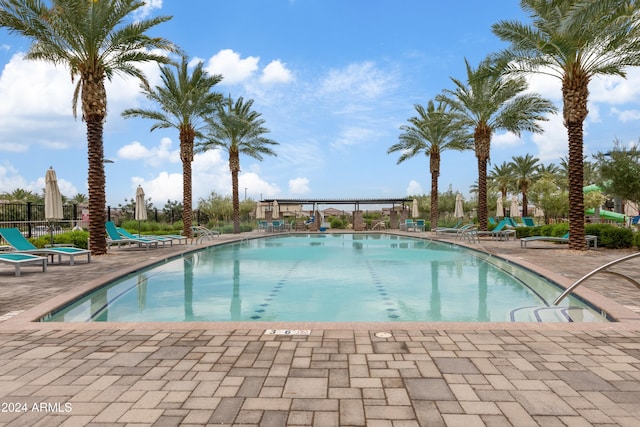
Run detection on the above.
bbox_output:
[2,231,639,331]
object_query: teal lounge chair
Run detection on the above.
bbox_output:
[433,220,462,234]
[414,219,426,232]
[0,252,47,276]
[106,221,158,250]
[520,232,598,249]
[472,219,516,240]
[522,217,536,227]
[0,227,91,265]
[117,227,173,247]
[400,219,414,231]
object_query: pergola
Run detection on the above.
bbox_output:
[259,197,415,230]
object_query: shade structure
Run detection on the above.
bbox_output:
[510,195,519,218]
[496,196,504,218]
[412,199,419,218]
[583,184,602,193]
[454,194,464,218]
[272,200,279,218]
[44,167,63,221]
[135,185,147,221]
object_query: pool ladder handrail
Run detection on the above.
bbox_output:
[553,252,640,305]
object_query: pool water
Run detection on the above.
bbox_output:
[42,234,608,323]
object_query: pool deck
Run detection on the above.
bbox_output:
[0,230,639,426]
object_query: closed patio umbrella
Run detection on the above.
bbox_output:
[454,194,464,218]
[496,196,504,218]
[135,185,147,235]
[45,167,63,244]
[412,199,419,218]
[510,195,519,218]
[272,200,279,219]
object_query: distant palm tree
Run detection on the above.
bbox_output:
[488,162,515,200]
[389,100,471,229]
[0,0,176,254]
[70,193,88,205]
[122,56,223,238]
[197,96,279,233]
[492,0,640,249]
[509,154,540,217]
[438,58,556,230]
[1,188,40,203]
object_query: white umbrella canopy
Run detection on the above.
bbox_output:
[510,195,519,218]
[134,185,147,221]
[454,194,464,218]
[44,167,63,221]
[496,196,504,218]
[412,199,419,218]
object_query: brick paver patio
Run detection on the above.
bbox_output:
[0,231,638,426]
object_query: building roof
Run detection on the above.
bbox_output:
[260,197,412,209]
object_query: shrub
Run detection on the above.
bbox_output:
[30,230,89,249]
[633,231,640,248]
[330,218,345,229]
[585,224,634,249]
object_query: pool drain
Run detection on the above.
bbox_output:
[374,332,392,338]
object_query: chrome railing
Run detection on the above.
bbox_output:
[553,252,640,305]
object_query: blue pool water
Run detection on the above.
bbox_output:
[42,234,607,322]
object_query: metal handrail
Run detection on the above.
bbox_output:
[553,252,640,305]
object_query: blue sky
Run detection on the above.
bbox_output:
[1,0,640,208]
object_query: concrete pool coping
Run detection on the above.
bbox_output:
[2,230,639,331]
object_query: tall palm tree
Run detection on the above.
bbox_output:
[509,154,540,217]
[388,100,470,229]
[0,0,176,255]
[122,56,222,238]
[196,96,279,234]
[438,58,556,230]
[488,161,515,200]
[492,0,640,250]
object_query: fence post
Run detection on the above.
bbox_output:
[27,201,33,238]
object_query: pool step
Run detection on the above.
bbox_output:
[509,306,576,322]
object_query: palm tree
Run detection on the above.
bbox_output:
[388,100,470,229]
[488,162,515,200]
[196,96,279,234]
[438,58,556,230]
[70,193,88,205]
[509,154,540,217]
[122,56,222,238]
[492,0,640,250]
[0,0,176,255]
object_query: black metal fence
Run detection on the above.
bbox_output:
[1,202,199,239]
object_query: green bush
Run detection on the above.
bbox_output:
[330,218,345,229]
[586,224,634,249]
[633,231,640,248]
[30,230,89,249]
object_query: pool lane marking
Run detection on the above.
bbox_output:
[250,260,301,320]
[365,259,400,320]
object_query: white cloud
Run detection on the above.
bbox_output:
[205,49,259,85]
[524,72,562,102]
[116,137,179,166]
[239,172,281,199]
[0,163,28,193]
[260,60,294,84]
[132,0,163,20]
[610,107,640,123]
[406,179,423,196]
[330,127,376,151]
[288,177,310,194]
[590,68,640,104]
[320,61,397,99]
[531,114,568,162]
[492,131,522,149]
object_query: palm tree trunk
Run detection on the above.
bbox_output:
[230,150,241,234]
[475,127,491,231]
[86,117,107,255]
[477,156,488,231]
[563,74,589,251]
[522,188,528,217]
[180,127,195,238]
[82,72,108,256]
[182,159,193,238]
[430,152,440,230]
[567,122,586,250]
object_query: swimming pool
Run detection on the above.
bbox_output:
[41,233,608,323]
